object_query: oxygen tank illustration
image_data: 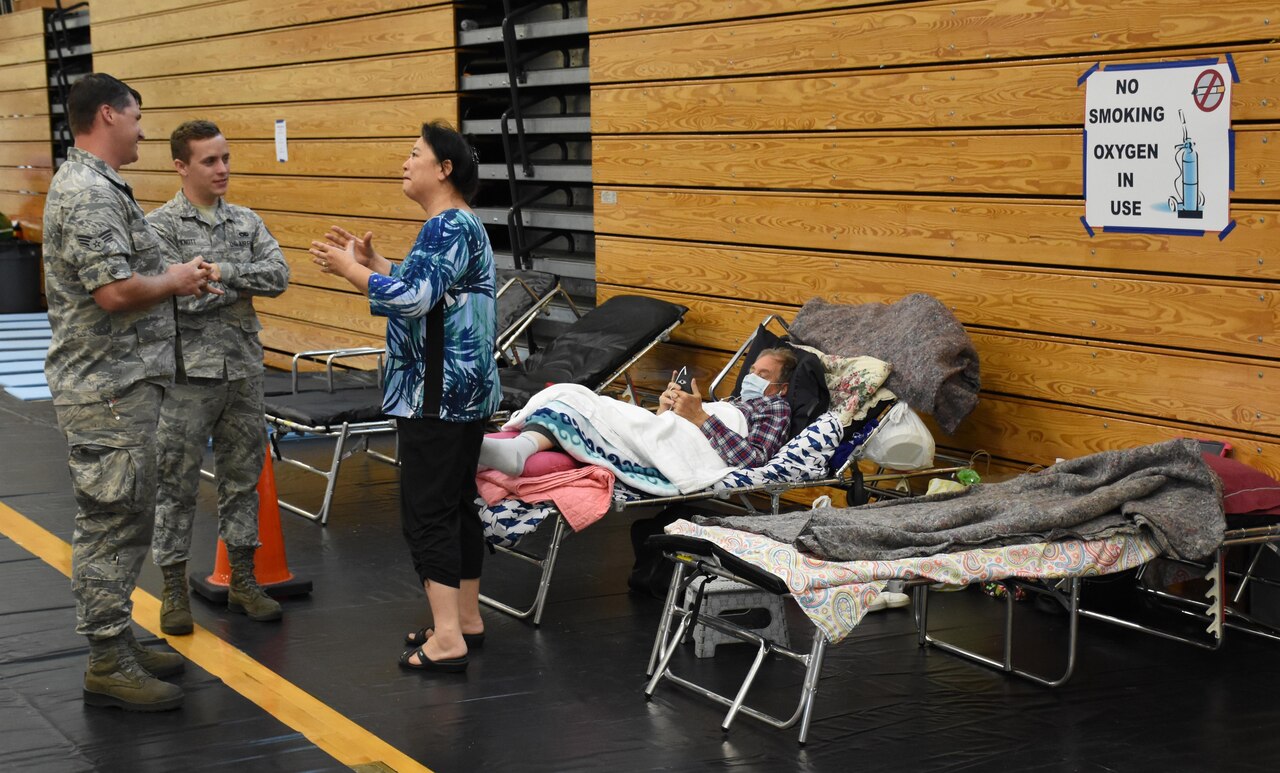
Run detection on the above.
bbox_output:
[1169,109,1205,219]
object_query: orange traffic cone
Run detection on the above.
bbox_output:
[191,447,313,603]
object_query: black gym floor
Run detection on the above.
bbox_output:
[2,392,1278,772]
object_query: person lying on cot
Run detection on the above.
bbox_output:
[478,348,797,490]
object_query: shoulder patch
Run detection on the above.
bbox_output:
[74,230,113,253]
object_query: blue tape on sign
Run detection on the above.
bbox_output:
[1106,58,1219,72]
[1077,62,1100,87]
[1080,217,1095,237]
[1103,226,1205,237]
[1225,53,1240,83]
[1229,129,1236,191]
[1217,220,1237,241]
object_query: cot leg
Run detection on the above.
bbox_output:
[722,639,769,732]
[316,423,350,526]
[479,514,568,625]
[1002,581,1015,671]
[646,605,695,699]
[914,583,931,646]
[796,635,827,745]
[1233,545,1270,603]
[529,514,567,627]
[648,562,687,676]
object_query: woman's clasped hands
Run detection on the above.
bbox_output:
[309,225,380,277]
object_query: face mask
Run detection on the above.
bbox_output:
[739,372,773,400]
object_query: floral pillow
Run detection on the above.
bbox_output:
[795,345,892,426]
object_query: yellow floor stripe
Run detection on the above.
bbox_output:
[0,501,431,773]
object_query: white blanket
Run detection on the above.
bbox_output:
[505,384,747,494]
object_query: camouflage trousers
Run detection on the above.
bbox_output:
[152,372,266,567]
[55,381,164,639]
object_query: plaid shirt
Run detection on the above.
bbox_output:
[700,394,791,468]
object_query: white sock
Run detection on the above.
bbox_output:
[478,434,541,477]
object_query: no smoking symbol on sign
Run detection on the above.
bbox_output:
[1192,69,1226,112]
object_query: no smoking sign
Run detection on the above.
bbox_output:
[1192,69,1226,112]
[1083,57,1235,234]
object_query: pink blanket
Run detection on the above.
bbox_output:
[476,466,617,531]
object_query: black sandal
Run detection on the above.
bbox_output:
[398,645,468,673]
[404,627,485,649]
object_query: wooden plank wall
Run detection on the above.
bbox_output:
[0,8,52,241]
[589,0,1280,477]
[94,0,459,369]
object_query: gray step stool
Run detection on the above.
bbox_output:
[686,575,790,658]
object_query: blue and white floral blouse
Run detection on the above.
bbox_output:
[368,209,501,421]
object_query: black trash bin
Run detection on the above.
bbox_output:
[0,241,43,314]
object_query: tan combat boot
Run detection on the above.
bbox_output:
[159,561,193,635]
[227,546,282,622]
[120,627,185,679]
[83,634,184,711]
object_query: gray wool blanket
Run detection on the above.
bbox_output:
[789,294,980,434]
[702,439,1225,562]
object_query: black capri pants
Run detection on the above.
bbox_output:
[397,416,487,587]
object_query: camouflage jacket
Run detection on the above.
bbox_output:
[146,190,290,380]
[42,147,176,405]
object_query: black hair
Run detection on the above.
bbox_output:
[67,73,142,137]
[421,120,480,201]
[169,119,222,163]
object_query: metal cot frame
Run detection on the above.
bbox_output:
[644,539,828,744]
[914,519,1280,685]
[264,347,396,526]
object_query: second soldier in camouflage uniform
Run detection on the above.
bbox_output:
[45,74,219,711]
[148,120,290,633]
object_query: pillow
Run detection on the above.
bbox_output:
[794,345,892,426]
[485,431,582,478]
[1200,452,1280,515]
[730,326,830,438]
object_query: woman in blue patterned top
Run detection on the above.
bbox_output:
[310,121,499,673]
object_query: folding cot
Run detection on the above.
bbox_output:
[261,269,566,524]
[980,453,1280,658]
[477,311,977,624]
[912,449,1280,685]
[641,439,1231,742]
[644,521,1160,743]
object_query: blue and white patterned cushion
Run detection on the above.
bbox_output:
[479,411,844,546]
[478,497,559,548]
[711,411,843,491]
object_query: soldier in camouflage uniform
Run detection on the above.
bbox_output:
[148,120,291,634]
[43,74,219,712]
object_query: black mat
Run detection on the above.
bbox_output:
[4,391,1280,772]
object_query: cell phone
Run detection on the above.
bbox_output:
[1197,439,1232,457]
[674,366,692,393]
